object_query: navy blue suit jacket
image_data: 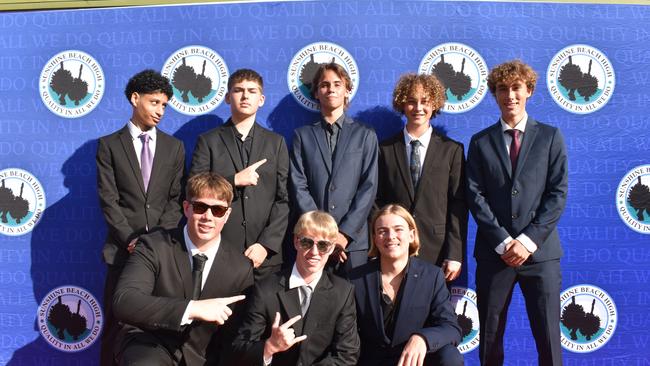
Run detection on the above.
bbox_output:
[466,118,568,262]
[289,115,378,252]
[348,258,461,365]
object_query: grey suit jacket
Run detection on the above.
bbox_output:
[466,118,568,262]
[289,116,378,252]
[96,125,184,266]
[190,121,289,267]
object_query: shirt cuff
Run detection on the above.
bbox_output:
[495,236,513,255]
[180,300,194,326]
[516,233,537,254]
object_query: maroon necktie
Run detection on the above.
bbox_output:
[506,129,521,172]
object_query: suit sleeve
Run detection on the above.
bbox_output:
[256,138,290,255]
[231,282,273,366]
[466,136,511,249]
[313,284,360,366]
[338,129,379,244]
[416,268,461,353]
[112,237,189,331]
[521,128,568,246]
[96,137,137,247]
[290,129,319,214]
[157,139,185,230]
[443,143,468,262]
[374,145,389,210]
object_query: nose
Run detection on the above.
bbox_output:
[388,229,397,240]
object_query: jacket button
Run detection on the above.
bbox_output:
[329,185,335,191]
[244,195,249,199]
[146,204,150,209]
[511,189,518,196]
[512,214,518,219]
[330,205,336,210]
[242,220,247,226]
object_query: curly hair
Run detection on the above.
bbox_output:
[487,60,538,95]
[392,73,446,118]
[310,62,353,107]
[124,69,173,102]
[228,68,264,92]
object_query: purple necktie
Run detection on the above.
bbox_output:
[506,129,521,173]
[139,133,153,191]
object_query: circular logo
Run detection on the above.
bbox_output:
[450,286,480,354]
[38,286,103,352]
[560,284,617,353]
[161,45,229,116]
[547,44,615,114]
[0,168,45,236]
[39,50,104,118]
[418,43,488,114]
[287,41,359,111]
[616,164,650,234]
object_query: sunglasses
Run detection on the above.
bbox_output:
[298,237,333,253]
[191,201,229,217]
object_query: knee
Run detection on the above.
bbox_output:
[429,344,464,366]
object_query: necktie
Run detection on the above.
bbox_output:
[410,140,422,187]
[327,123,338,154]
[299,285,312,316]
[191,253,208,300]
[139,133,153,191]
[506,129,521,173]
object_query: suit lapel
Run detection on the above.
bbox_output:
[277,274,304,334]
[118,126,146,195]
[148,130,169,194]
[392,135,415,201]
[331,116,352,177]
[487,122,513,178]
[365,261,390,343]
[171,230,193,300]
[301,273,334,339]
[513,118,538,181]
[310,123,332,174]
[392,260,420,346]
[200,245,235,299]
[247,123,264,167]
[415,132,442,202]
[219,121,245,172]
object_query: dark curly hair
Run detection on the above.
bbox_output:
[392,73,446,118]
[487,60,537,95]
[124,69,173,102]
[228,68,264,92]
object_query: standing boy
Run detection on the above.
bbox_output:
[466,60,568,365]
[191,69,289,280]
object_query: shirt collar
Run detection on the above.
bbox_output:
[321,114,345,131]
[183,225,221,260]
[499,112,528,133]
[403,125,433,148]
[127,120,157,141]
[289,263,323,290]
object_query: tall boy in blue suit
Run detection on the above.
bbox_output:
[466,60,568,365]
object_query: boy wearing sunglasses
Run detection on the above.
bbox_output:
[191,68,289,281]
[233,211,360,366]
[113,172,254,365]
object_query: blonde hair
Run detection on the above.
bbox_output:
[293,211,339,241]
[369,204,420,258]
[186,172,233,204]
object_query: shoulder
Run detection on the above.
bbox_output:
[469,123,499,143]
[325,271,355,294]
[529,119,561,136]
[157,129,183,146]
[198,125,227,140]
[379,131,403,147]
[98,126,126,143]
[256,125,286,143]
[346,117,376,135]
[347,258,378,281]
[136,228,180,254]
[433,132,464,151]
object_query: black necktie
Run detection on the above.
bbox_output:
[506,129,521,172]
[191,254,208,300]
[410,140,422,187]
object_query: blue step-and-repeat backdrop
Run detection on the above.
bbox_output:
[1,1,649,364]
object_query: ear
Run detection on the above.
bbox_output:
[225,92,232,105]
[293,235,301,251]
[182,200,191,218]
[258,93,265,107]
[130,92,139,108]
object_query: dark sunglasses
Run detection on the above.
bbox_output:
[299,237,333,253]
[191,201,229,217]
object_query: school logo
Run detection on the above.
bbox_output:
[161,46,229,116]
[39,50,104,118]
[616,164,650,234]
[0,168,45,236]
[450,287,480,354]
[38,286,103,352]
[560,285,617,353]
[287,41,359,111]
[418,43,488,114]
[547,44,615,114]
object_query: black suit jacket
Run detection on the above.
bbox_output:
[97,125,184,266]
[190,121,289,267]
[290,116,378,252]
[113,228,254,366]
[232,270,360,366]
[466,118,568,262]
[348,258,461,366]
[376,130,467,264]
